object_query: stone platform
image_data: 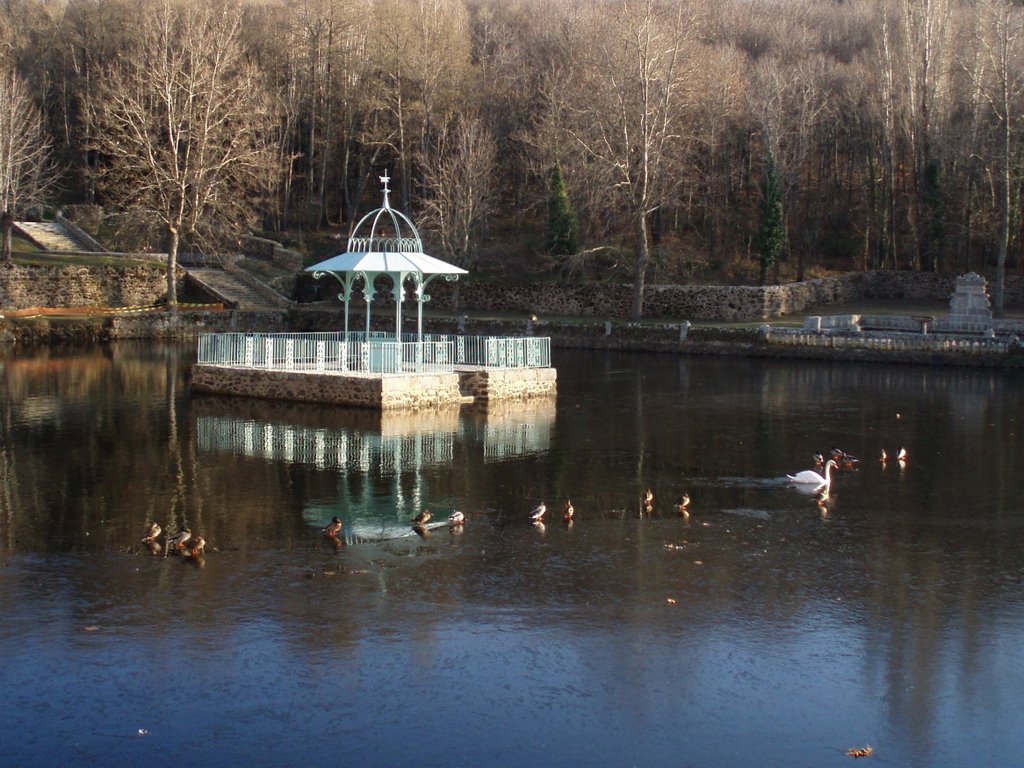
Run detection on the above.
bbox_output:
[190,364,557,410]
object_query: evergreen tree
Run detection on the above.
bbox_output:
[544,161,580,256]
[755,159,785,286]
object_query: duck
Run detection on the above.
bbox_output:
[167,527,192,551]
[184,535,206,558]
[322,517,343,539]
[830,448,859,469]
[448,510,466,526]
[787,459,838,489]
[529,502,546,523]
[562,500,575,523]
[880,448,888,463]
[643,488,654,515]
[675,494,690,517]
[813,452,825,467]
[896,446,908,462]
[141,522,162,544]
[412,509,432,526]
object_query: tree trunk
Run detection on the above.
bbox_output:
[631,213,650,321]
[166,226,180,309]
[995,114,1009,317]
[1,210,12,261]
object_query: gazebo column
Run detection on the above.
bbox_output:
[364,274,373,339]
[392,272,408,342]
[414,275,425,343]
[343,273,356,338]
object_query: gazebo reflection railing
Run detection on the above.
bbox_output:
[196,332,551,374]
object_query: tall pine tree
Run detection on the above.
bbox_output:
[756,159,784,286]
[544,161,580,256]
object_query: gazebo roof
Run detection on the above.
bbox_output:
[306,249,467,276]
[305,172,466,278]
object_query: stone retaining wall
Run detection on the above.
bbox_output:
[5,262,1022,323]
[107,310,289,339]
[0,263,168,309]
[417,270,1024,321]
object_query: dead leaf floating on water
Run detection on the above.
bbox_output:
[847,745,873,758]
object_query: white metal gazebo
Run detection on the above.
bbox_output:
[305,173,467,342]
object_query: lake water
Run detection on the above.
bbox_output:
[1,342,1023,767]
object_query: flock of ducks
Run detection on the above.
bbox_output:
[145,444,910,556]
[140,522,206,559]
[788,445,909,513]
[319,508,468,544]
[518,444,910,529]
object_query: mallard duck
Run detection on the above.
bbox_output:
[880,448,888,463]
[529,502,546,523]
[167,528,192,551]
[675,494,690,517]
[642,488,654,516]
[141,522,161,544]
[448,510,466,526]
[562,500,575,522]
[184,535,206,557]
[322,517,343,538]
[830,448,859,469]
[413,509,432,526]
[897,446,908,462]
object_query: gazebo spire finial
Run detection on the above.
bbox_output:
[380,171,391,209]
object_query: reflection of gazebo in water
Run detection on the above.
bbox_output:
[306,173,467,342]
[192,398,556,541]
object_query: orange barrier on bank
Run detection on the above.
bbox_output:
[0,303,225,319]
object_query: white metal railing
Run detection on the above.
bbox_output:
[196,332,551,374]
[767,328,1014,355]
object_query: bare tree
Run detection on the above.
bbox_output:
[0,69,54,261]
[421,113,496,307]
[964,0,1024,316]
[92,0,269,307]
[559,0,697,319]
[747,53,830,282]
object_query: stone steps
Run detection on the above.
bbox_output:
[15,221,96,252]
[187,267,285,311]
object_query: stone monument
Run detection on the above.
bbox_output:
[945,272,993,333]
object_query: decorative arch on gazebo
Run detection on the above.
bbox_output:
[306,174,467,341]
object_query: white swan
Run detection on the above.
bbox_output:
[787,459,838,488]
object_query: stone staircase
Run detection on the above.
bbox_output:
[187,267,288,311]
[15,221,98,252]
